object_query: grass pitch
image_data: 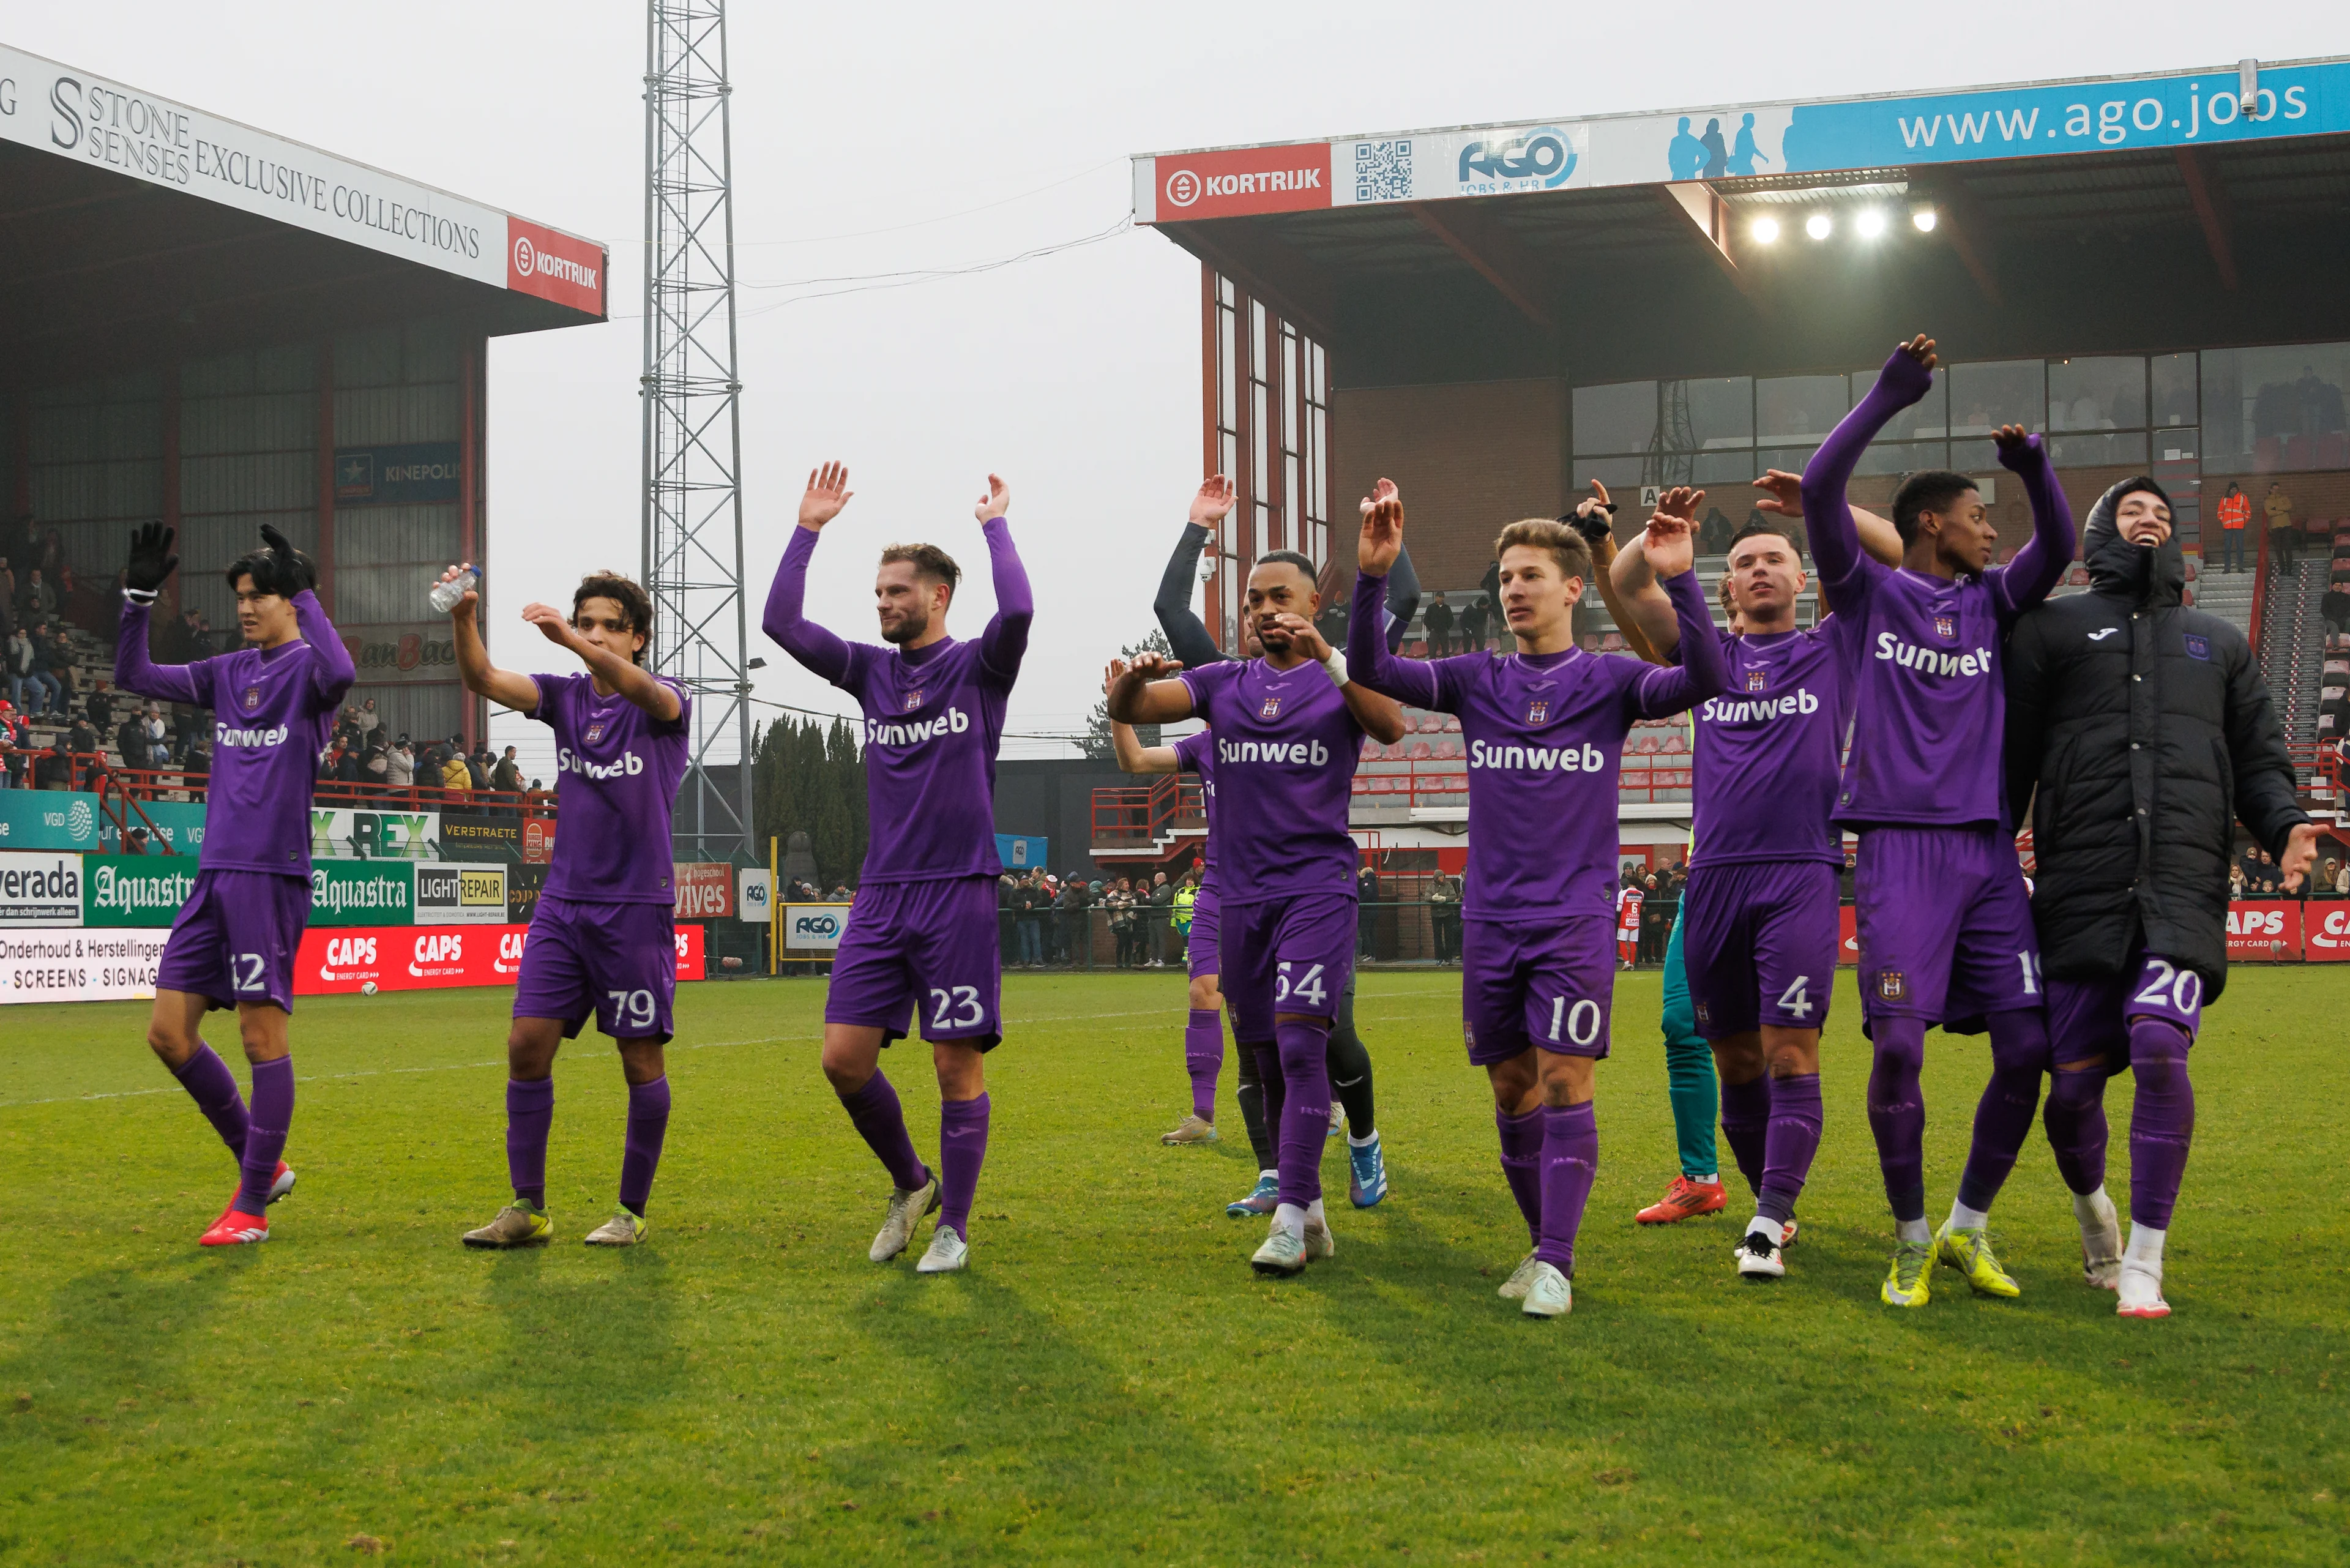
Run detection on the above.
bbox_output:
[1,967,2345,1565]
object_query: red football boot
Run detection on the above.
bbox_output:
[1635,1174,1727,1225]
[199,1203,270,1247]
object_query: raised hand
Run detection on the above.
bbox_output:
[436,564,480,617]
[1357,477,1404,575]
[800,462,852,531]
[521,601,580,651]
[974,472,1010,524]
[1125,651,1184,681]
[1991,424,2042,466]
[1188,474,1237,527]
[2280,821,2319,892]
[1897,332,1939,373]
[1266,612,1331,662]
[1752,469,1803,518]
[1103,657,1128,695]
[1565,479,1615,545]
[259,523,316,594]
[1641,492,1698,579]
[124,521,178,593]
[1654,485,1704,524]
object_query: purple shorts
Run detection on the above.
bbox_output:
[1186,885,1222,980]
[157,868,309,1014]
[513,894,678,1042]
[2047,949,2206,1070]
[826,876,1002,1049]
[1461,914,1615,1066]
[1681,860,1841,1039]
[1854,826,2041,1031]
[1220,892,1354,1042]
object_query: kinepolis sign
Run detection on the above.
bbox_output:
[0,43,606,317]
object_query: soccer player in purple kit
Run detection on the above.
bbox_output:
[2004,476,2315,1316]
[1612,472,1906,1279]
[447,568,690,1249]
[116,521,353,1247]
[1348,482,1728,1317]
[1108,542,1407,1275]
[1799,334,2076,1308]
[763,461,1032,1275]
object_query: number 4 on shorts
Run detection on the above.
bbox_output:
[1778,975,1812,1020]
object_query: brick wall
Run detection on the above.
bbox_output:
[1329,379,1564,592]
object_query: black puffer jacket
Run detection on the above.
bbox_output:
[2004,479,2308,999]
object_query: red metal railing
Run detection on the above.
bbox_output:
[1089,775,1206,854]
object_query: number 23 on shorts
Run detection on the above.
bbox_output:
[929,985,986,1031]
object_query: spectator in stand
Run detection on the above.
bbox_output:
[141,703,170,767]
[2251,848,2281,895]
[2213,481,2250,572]
[439,743,472,800]
[2264,482,2297,574]
[363,737,390,790]
[386,734,415,790]
[1106,876,1137,968]
[18,623,61,716]
[115,709,147,772]
[122,825,151,856]
[317,734,345,783]
[1013,872,1046,968]
[1422,591,1453,657]
[492,744,524,796]
[34,736,72,790]
[353,696,382,744]
[1458,592,1488,656]
[18,568,55,621]
[1357,860,1379,958]
[2324,583,2350,638]
[35,622,75,708]
[84,680,114,733]
[466,745,492,793]
[181,737,209,780]
[2229,862,2246,900]
[4,625,33,714]
[67,714,100,784]
[1146,870,1174,968]
[0,704,23,790]
[1428,870,1462,964]
[2318,856,2341,898]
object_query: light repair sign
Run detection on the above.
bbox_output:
[416,864,507,925]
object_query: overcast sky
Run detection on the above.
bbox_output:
[15,2,2348,764]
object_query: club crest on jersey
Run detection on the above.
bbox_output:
[901,689,926,712]
[1876,970,1906,1001]
[1694,1001,1712,1026]
[1933,614,1957,643]
[1744,668,1769,693]
[242,685,262,711]
[584,722,606,745]
[1259,696,1282,720]
[1525,698,1550,725]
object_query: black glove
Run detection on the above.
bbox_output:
[1561,501,1614,548]
[258,523,317,595]
[124,522,178,594]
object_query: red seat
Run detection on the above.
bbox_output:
[1360,739,1381,760]
[1662,733,1688,755]
[1408,741,1433,761]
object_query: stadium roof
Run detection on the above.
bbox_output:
[1131,56,2350,373]
[0,43,609,386]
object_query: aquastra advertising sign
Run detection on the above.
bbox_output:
[83,854,200,927]
[311,859,416,927]
[0,44,605,316]
[1134,56,2350,220]
[0,851,81,927]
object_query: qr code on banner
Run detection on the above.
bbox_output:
[1354,140,1413,203]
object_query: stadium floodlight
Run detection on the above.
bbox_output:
[1855,207,1887,238]
[1750,215,1781,244]
[1911,204,1938,233]
[1804,212,1832,241]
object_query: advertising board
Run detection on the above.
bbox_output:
[783,903,854,952]
[296,922,706,996]
[83,854,200,927]
[2306,902,2350,962]
[310,808,440,861]
[737,868,771,924]
[674,862,734,921]
[438,812,523,862]
[416,864,508,925]
[0,851,82,927]
[2225,900,2302,961]
[1,928,166,1004]
[311,859,416,927]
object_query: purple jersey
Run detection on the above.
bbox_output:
[763,520,1032,884]
[115,589,352,878]
[1802,347,2075,828]
[1690,621,1856,867]
[531,671,692,905]
[1349,567,1727,922]
[1173,728,1218,894]
[1177,659,1365,905]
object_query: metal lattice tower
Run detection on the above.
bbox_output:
[642,0,754,863]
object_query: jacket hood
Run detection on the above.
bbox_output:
[2083,476,2185,608]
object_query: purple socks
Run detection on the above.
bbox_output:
[172,1043,249,1156]
[2127,1018,2194,1230]
[2043,1066,2111,1195]
[1867,1018,1929,1223]
[1272,1018,1333,1209]
[1535,1101,1598,1276]
[1759,1073,1822,1226]
[1184,1009,1223,1122]
[507,1077,554,1208]
[234,1056,294,1217]
[1718,1075,1769,1197]
[1956,1010,2051,1214]
[938,1093,991,1239]
[1496,1106,1545,1245]
[837,1069,930,1192]
[617,1076,670,1216]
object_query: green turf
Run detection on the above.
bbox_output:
[2,968,2346,1565]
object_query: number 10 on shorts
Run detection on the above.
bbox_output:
[1546,996,1601,1046]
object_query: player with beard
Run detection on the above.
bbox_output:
[448,568,690,1249]
[763,462,1032,1275]
[1148,475,1419,1211]
[1800,335,2075,1308]
[115,521,353,1246]
[2005,477,2313,1317]
[1611,474,1903,1278]
[1108,542,1408,1275]
[1349,482,1728,1318]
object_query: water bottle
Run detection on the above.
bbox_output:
[428,564,479,614]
